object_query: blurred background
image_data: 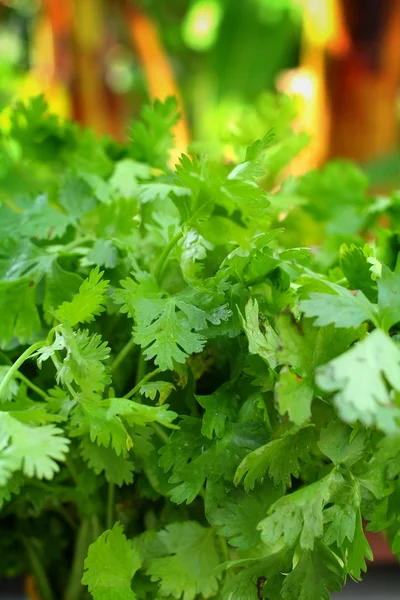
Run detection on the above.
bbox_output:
[1,0,400,188]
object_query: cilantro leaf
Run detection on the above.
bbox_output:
[240,298,279,367]
[114,276,229,370]
[133,298,205,370]
[55,267,109,327]
[339,243,377,302]
[0,412,69,483]
[80,437,134,486]
[0,366,19,403]
[209,480,282,551]
[82,523,140,600]
[139,381,176,405]
[275,367,314,425]
[146,522,221,600]
[16,194,73,240]
[196,382,237,439]
[235,425,313,492]
[161,399,267,504]
[129,97,179,170]
[377,263,400,331]
[258,471,344,550]
[318,421,366,467]
[0,278,41,345]
[82,239,118,270]
[220,549,291,600]
[316,329,400,433]
[300,277,377,329]
[59,172,97,220]
[281,543,344,600]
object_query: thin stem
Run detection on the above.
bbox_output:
[123,367,161,399]
[218,534,230,563]
[135,351,147,386]
[66,458,79,485]
[64,519,91,600]
[51,505,78,531]
[22,535,55,600]
[111,338,136,373]
[154,230,183,283]
[61,235,92,254]
[107,483,116,530]
[15,372,48,400]
[150,422,170,445]
[0,341,46,401]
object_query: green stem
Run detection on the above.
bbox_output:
[22,536,55,600]
[64,519,91,600]
[150,422,170,445]
[111,338,136,373]
[66,458,79,485]
[0,341,46,401]
[107,483,116,530]
[51,505,78,531]
[154,230,183,283]
[135,351,147,386]
[62,235,92,254]
[15,372,48,399]
[124,367,161,399]
[218,534,230,563]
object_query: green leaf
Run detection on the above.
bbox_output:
[316,329,400,433]
[82,522,140,600]
[276,315,362,378]
[146,522,221,600]
[180,228,213,285]
[339,243,377,302]
[300,284,377,329]
[0,412,69,484]
[106,398,178,429]
[82,239,118,269]
[114,277,229,371]
[133,298,205,370]
[129,97,179,170]
[72,402,132,456]
[139,381,176,405]
[377,264,400,331]
[80,437,134,486]
[240,298,279,367]
[0,366,19,403]
[196,382,237,439]
[220,549,290,600]
[161,403,267,504]
[281,543,344,600]
[210,481,282,551]
[323,481,372,580]
[109,158,152,198]
[59,172,97,219]
[318,421,366,467]
[275,368,314,425]
[37,328,111,398]
[235,425,313,492]
[43,259,83,321]
[16,194,73,240]
[0,278,41,345]
[55,267,109,327]
[258,470,344,550]
[136,182,191,204]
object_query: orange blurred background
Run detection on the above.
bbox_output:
[1,0,400,182]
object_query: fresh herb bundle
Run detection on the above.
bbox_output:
[1,95,400,600]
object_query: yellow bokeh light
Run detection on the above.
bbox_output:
[182,0,223,52]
